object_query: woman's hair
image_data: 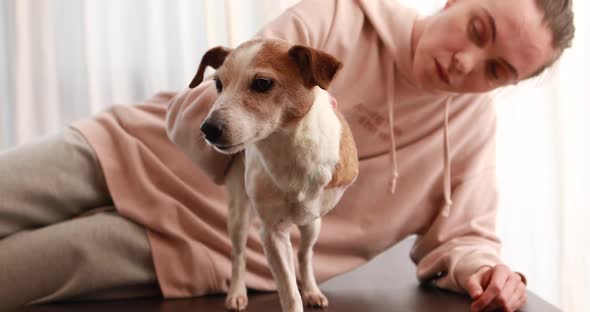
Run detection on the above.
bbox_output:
[530,0,575,77]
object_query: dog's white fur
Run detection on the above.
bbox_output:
[196,40,357,312]
[222,87,347,312]
[245,87,343,213]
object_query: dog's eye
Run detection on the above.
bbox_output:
[251,78,273,93]
[214,78,223,93]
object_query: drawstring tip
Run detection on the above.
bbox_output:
[389,174,399,194]
[442,207,450,217]
[441,200,452,217]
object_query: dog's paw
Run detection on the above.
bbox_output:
[302,290,329,308]
[225,293,248,311]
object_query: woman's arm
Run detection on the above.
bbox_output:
[410,97,527,311]
[411,165,503,293]
[410,96,505,292]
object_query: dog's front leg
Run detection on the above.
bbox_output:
[226,196,252,311]
[226,157,253,311]
[260,225,303,312]
[298,217,328,307]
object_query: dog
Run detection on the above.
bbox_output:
[189,39,358,312]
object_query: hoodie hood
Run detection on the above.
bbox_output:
[357,0,421,89]
[357,0,454,216]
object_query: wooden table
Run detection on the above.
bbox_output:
[20,238,561,312]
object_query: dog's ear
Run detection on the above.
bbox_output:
[288,45,343,90]
[189,46,232,89]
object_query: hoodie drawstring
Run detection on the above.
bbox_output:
[386,63,453,218]
[388,65,399,194]
[442,96,453,217]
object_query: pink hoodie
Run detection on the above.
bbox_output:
[73,0,503,298]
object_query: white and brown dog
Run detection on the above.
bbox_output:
[190,39,358,312]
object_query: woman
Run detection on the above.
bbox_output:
[0,0,574,311]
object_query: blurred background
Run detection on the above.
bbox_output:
[0,0,588,311]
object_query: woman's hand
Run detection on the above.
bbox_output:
[465,264,527,312]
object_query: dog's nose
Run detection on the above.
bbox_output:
[200,120,223,143]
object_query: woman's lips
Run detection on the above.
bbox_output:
[435,59,450,85]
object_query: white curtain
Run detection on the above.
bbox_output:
[1,1,588,311]
[553,2,590,310]
[492,1,590,310]
[0,0,299,146]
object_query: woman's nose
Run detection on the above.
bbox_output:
[451,51,477,76]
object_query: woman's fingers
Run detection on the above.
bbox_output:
[506,279,527,311]
[492,273,520,311]
[466,266,492,299]
[477,272,526,312]
[471,265,509,311]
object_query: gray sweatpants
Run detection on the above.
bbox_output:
[0,128,160,309]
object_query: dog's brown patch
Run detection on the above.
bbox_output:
[216,40,314,125]
[215,40,344,128]
[288,45,343,90]
[252,41,315,125]
[326,111,359,188]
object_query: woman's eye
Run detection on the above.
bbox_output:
[251,78,274,93]
[487,61,500,80]
[214,78,223,93]
[470,19,485,46]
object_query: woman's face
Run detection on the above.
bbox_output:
[412,0,556,93]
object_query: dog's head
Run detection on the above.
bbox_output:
[190,39,342,154]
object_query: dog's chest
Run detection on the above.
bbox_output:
[242,87,345,225]
[244,151,343,226]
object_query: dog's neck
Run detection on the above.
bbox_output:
[247,87,342,198]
